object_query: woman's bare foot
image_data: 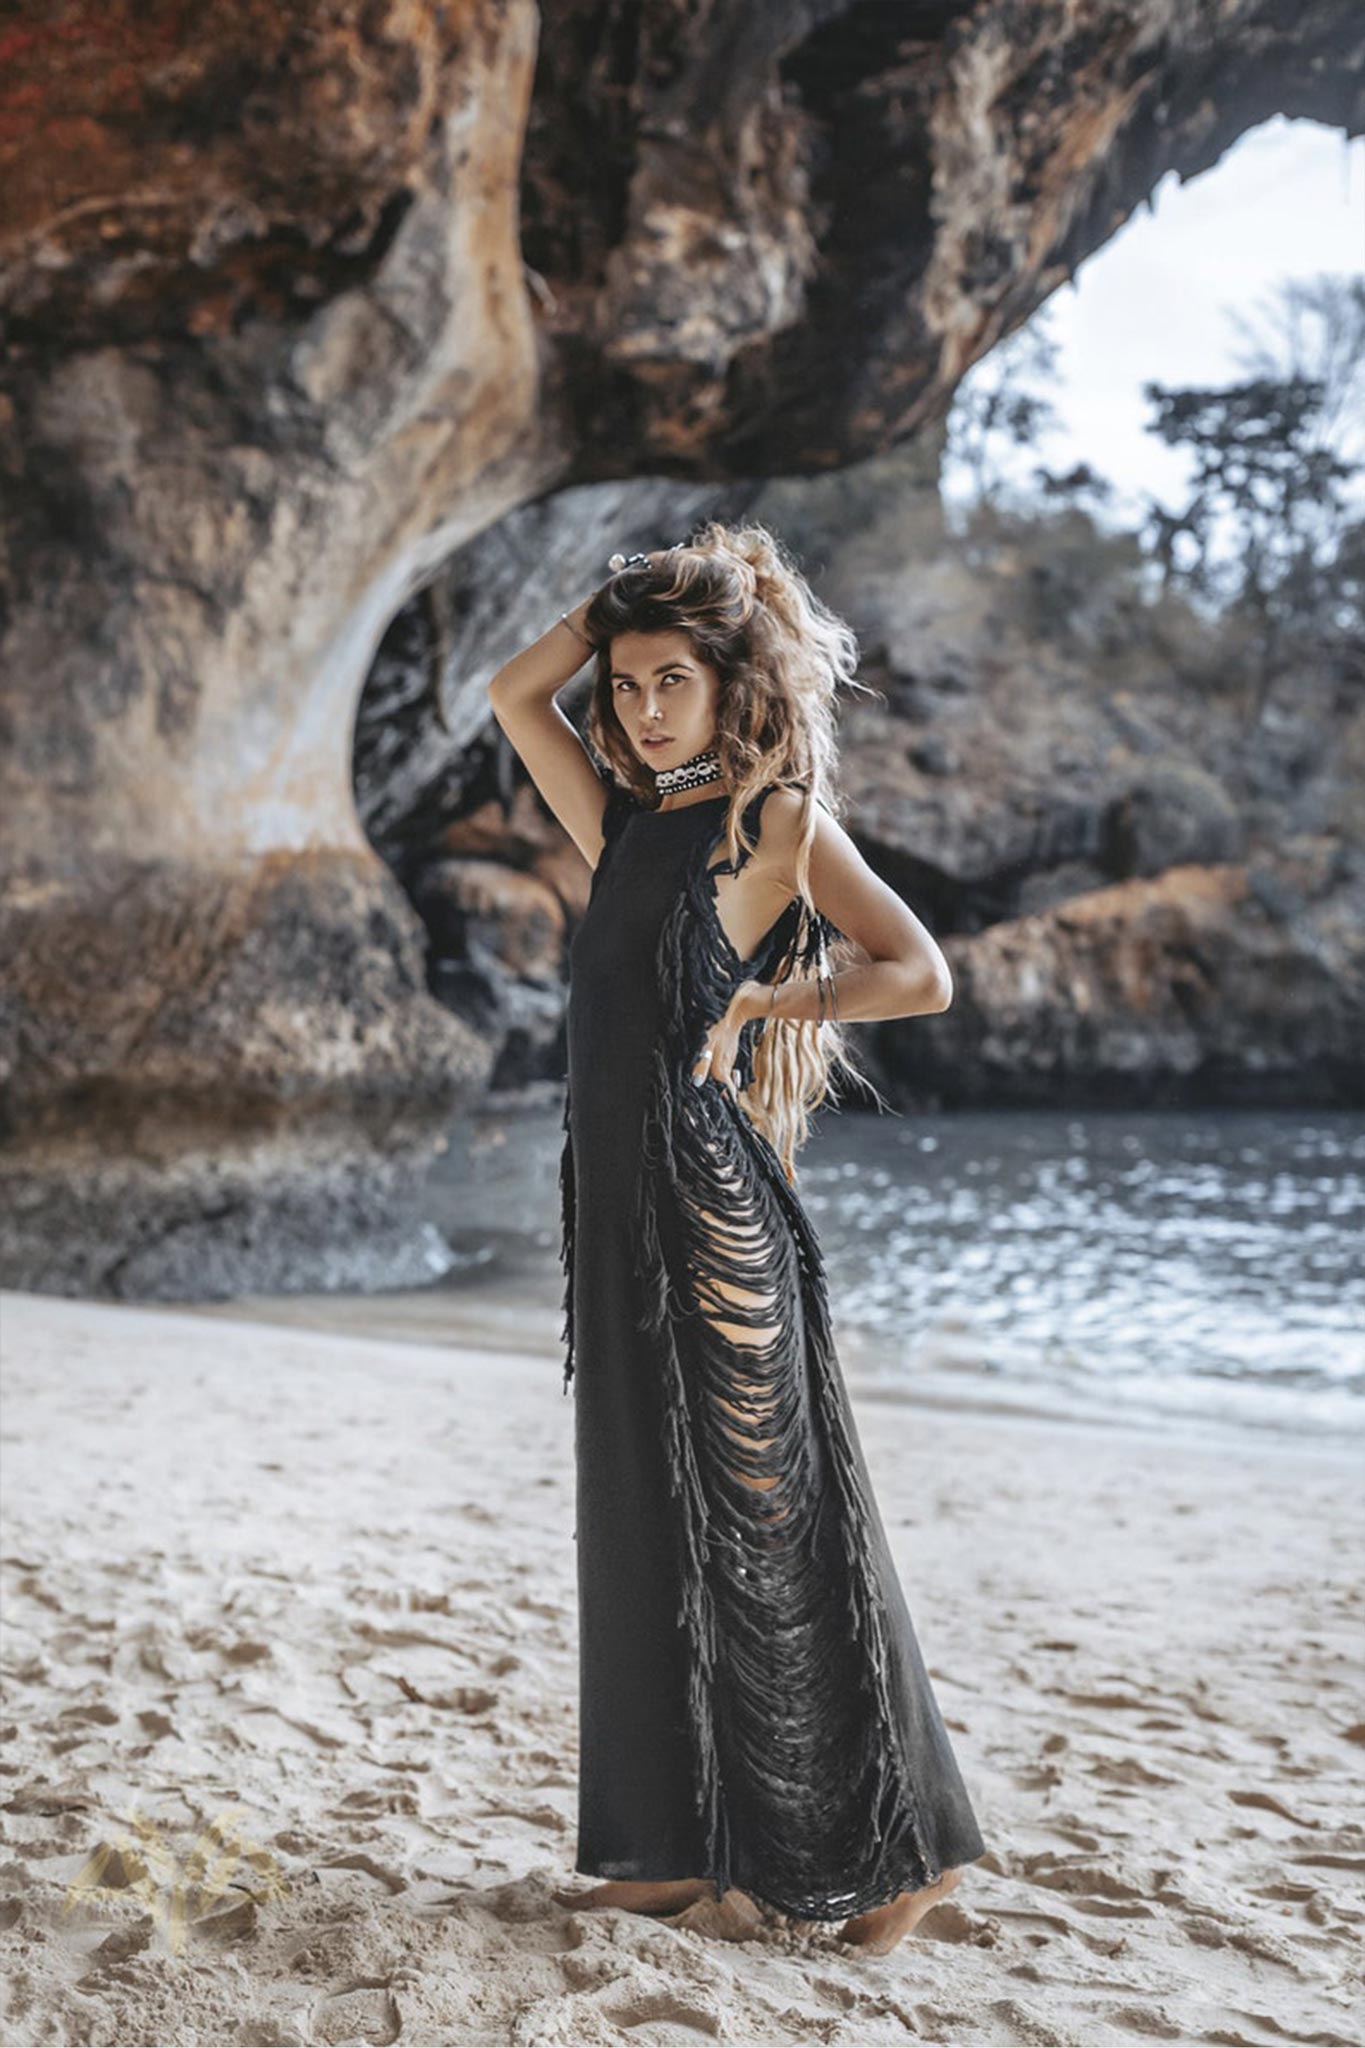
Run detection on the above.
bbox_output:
[837,1864,964,1955]
[657,1886,763,1941]
[551,1875,713,1915]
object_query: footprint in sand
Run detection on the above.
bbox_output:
[314,1851,407,1893]
[1227,1788,1320,1828]
[657,1888,765,1944]
[1102,2001,1187,2038]
[1047,1822,1101,1850]
[1012,1762,1064,1791]
[312,1978,401,2046]
[1227,2007,1357,2047]
[1089,1755,1178,1788]
[981,1994,1076,2044]
[990,1905,1127,1957]
[805,1974,859,2011]
[1065,1690,1155,1712]
[916,1900,998,1946]
[601,1986,726,2033]
[1021,1860,1154,1918]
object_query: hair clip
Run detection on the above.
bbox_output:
[607,552,651,572]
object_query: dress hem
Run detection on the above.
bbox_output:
[570,1845,989,1923]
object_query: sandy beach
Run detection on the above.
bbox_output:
[1,1287,1361,2047]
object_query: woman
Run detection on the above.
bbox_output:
[488,522,987,1955]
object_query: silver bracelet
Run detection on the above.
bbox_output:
[559,612,592,649]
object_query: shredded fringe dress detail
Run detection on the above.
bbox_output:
[559,777,987,1922]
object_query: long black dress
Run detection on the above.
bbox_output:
[559,774,987,1921]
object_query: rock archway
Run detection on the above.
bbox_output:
[1,0,1359,1290]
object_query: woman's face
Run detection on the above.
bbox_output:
[608,629,722,771]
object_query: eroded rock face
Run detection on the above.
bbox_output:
[1,0,544,1291]
[368,443,1364,1108]
[522,0,1365,469]
[2,0,1361,1292]
[0,850,487,1294]
[907,849,1363,1108]
[816,481,1364,1105]
[1,1,548,871]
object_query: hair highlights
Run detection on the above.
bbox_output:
[580,520,889,1174]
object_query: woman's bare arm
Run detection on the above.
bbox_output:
[487,596,613,868]
[742,789,952,1025]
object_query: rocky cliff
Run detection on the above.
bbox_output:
[2,1,1361,1293]
[358,442,1364,1107]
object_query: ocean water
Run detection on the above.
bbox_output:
[427,1100,1365,1445]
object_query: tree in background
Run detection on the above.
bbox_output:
[943,310,1065,515]
[1229,273,1365,473]
[945,306,1120,524]
[1139,274,1364,714]
[941,272,1364,718]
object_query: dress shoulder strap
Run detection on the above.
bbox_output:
[721,779,805,876]
[726,779,849,953]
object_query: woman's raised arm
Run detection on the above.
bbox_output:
[487,596,613,868]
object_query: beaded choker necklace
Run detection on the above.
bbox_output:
[653,745,724,796]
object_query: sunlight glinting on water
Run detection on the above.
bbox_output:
[794,1110,1365,1438]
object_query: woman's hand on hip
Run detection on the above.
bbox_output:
[690,981,771,1092]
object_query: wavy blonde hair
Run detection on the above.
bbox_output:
[580,518,891,1179]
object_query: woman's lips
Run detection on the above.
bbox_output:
[642,736,673,749]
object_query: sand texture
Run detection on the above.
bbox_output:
[1,1290,1362,2047]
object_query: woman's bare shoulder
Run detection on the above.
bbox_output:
[752,782,831,850]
